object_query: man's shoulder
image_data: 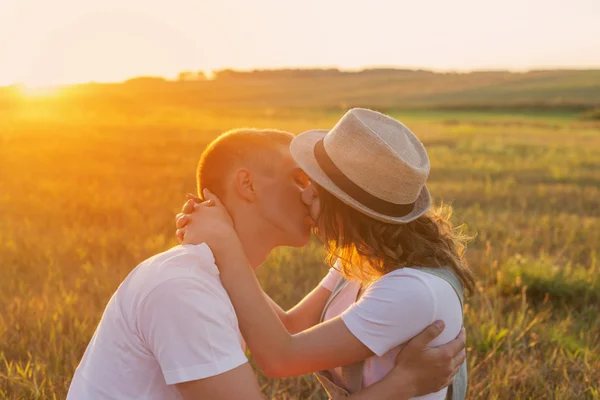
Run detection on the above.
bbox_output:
[136,246,237,327]
[135,244,218,280]
[120,244,225,311]
[147,243,215,267]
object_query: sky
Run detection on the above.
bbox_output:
[1,0,599,86]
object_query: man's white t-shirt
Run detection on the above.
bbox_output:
[67,244,247,400]
[320,264,463,400]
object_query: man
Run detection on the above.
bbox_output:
[67,129,466,399]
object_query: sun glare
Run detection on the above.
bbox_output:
[17,83,63,98]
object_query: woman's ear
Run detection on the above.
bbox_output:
[233,168,256,202]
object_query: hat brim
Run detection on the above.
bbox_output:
[290,129,431,224]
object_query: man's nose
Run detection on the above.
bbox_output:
[301,183,315,206]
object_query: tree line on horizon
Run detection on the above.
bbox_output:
[1,68,599,114]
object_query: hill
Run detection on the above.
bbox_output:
[1,68,599,112]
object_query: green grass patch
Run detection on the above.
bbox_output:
[499,255,600,309]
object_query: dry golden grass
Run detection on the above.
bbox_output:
[0,94,599,399]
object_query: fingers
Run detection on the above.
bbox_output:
[203,188,224,207]
[439,352,465,388]
[444,364,461,388]
[445,327,467,358]
[405,320,445,351]
[182,198,215,215]
[182,199,196,214]
[451,349,466,369]
[176,192,216,244]
[457,327,466,343]
[440,354,463,391]
[176,214,191,229]
[176,228,186,243]
[201,199,215,207]
[176,198,217,231]
[186,193,202,203]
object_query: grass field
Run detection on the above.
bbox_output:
[1,91,599,399]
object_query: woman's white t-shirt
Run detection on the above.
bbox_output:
[320,264,463,400]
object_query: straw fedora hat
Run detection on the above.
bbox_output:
[290,108,431,224]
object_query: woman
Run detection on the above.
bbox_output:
[178,108,475,399]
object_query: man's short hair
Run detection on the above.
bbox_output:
[197,128,294,199]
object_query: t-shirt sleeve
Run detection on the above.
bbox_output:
[319,266,343,292]
[137,277,248,385]
[341,272,436,357]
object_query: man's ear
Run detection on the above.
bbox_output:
[233,169,256,202]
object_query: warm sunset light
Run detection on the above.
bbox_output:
[1,0,599,86]
[16,84,63,98]
[2,0,599,399]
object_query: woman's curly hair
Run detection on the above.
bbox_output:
[313,184,476,294]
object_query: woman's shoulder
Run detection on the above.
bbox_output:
[379,266,453,283]
[365,268,434,300]
[373,266,434,284]
[369,267,458,299]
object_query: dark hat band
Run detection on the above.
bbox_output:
[314,138,416,218]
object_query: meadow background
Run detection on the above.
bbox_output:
[1,69,599,399]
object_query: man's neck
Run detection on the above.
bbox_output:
[230,210,276,271]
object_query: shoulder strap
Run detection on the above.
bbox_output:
[411,267,467,400]
[319,274,349,323]
[319,275,365,394]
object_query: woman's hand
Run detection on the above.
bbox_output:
[175,193,202,243]
[175,189,236,255]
